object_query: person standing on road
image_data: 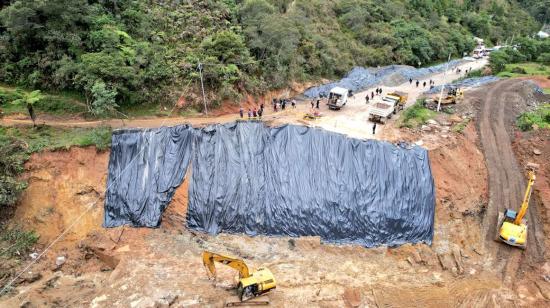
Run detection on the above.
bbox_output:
[371,91,374,99]
[409,78,413,85]
[316,99,320,109]
[260,103,264,113]
[258,108,262,119]
[416,80,419,88]
[423,81,426,87]
[372,122,377,135]
[365,95,369,104]
[311,99,315,109]
[253,108,257,118]
[248,109,252,119]
[291,99,296,109]
[239,107,244,118]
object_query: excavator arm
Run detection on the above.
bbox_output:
[514,171,536,225]
[202,251,251,279]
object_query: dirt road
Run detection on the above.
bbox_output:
[0,58,487,138]
[475,79,546,283]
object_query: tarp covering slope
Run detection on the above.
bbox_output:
[187,122,435,247]
[104,122,435,247]
[104,125,194,227]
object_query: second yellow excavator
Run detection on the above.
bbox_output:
[496,169,536,249]
[202,251,276,301]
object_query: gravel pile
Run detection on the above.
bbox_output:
[303,59,470,98]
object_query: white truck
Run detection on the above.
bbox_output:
[368,102,394,124]
[327,87,349,110]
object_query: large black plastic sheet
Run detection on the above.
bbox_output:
[103,125,194,227]
[104,122,435,247]
[187,122,435,247]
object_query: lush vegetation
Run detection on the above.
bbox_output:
[496,62,550,78]
[517,104,550,131]
[0,227,39,258]
[400,100,436,128]
[0,0,543,114]
[489,37,550,74]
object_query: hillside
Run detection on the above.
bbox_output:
[0,0,542,114]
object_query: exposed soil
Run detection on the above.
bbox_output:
[0,130,508,307]
[1,75,549,307]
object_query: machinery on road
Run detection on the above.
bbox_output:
[442,87,463,105]
[202,251,276,302]
[384,91,408,112]
[368,91,408,123]
[327,87,349,110]
[496,169,536,249]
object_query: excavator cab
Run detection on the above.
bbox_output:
[498,209,528,248]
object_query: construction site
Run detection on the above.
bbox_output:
[0,54,549,308]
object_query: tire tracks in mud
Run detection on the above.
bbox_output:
[477,79,545,283]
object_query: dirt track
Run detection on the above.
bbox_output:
[476,79,546,283]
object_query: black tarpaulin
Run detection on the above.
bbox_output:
[187,122,434,247]
[104,122,435,247]
[103,125,194,227]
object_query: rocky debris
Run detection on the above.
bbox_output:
[437,253,456,272]
[56,256,66,267]
[343,288,362,307]
[452,248,464,274]
[535,281,550,300]
[533,148,542,155]
[426,119,439,126]
[421,125,432,132]
[19,271,42,284]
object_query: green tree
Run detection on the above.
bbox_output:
[11,90,42,127]
[538,53,550,65]
[90,80,118,116]
[489,50,510,74]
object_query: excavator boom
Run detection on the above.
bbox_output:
[202,251,251,279]
[514,171,536,225]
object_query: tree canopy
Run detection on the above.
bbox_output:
[0,0,543,111]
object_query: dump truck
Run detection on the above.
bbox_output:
[369,91,408,123]
[369,102,395,124]
[382,91,408,113]
[327,87,349,110]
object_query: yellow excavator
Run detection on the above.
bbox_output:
[202,251,276,302]
[496,170,536,249]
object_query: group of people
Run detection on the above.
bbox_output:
[272,98,296,112]
[239,97,301,119]
[365,87,383,103]
[310,98,321,109]
[239,103,265,119]
[410,78,435,88]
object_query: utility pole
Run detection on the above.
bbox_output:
[198,63,208,116]
[437,53,452,112]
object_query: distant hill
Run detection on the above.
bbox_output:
[0,0,543,112]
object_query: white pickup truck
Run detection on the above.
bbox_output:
[327,87,349,110]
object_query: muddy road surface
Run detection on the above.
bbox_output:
[475,79,546,283]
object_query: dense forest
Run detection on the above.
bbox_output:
[0,0,546,113]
